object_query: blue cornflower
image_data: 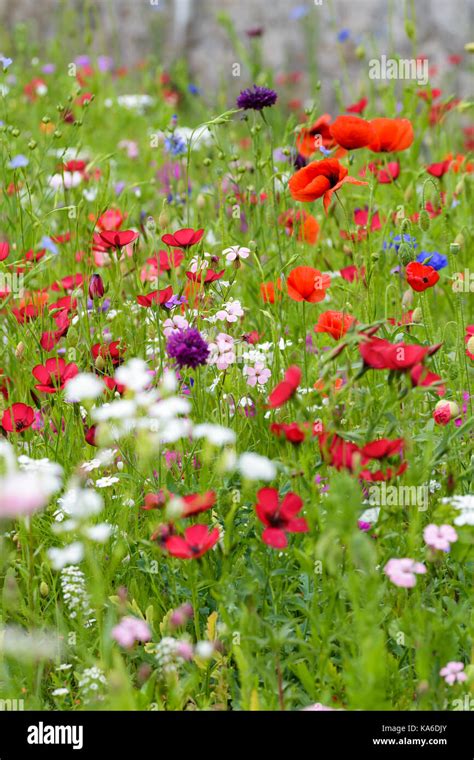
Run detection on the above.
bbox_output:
[164,134,187,157]
[384,234,418,253]
[188,84,200,95]
[8,154,28,169]
[39,236,58,255]
[416,251,448,271]
[337,29,351,42]
[290,5,309,20]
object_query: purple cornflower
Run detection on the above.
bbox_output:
[164,294,187,310]
[166,328,209,369]
[237,85,278,111]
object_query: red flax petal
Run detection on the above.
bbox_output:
[262,527,288,549]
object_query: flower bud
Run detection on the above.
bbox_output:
[94,355,106,372]
[88,273,104,300]
[418,208,430,231]
[433,400,460,426]
[15,341,25,360]
[40,581,49,597]
[412,307,423,323]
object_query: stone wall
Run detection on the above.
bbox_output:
[0,0,471,105]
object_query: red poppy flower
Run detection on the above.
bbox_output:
[161,228,204,249]
[51,274,84,292]
[40,309,70,351]
[268,365,301,408]
[0,242,9,261]
[329,115,376,150]
[1,403,35,433]
[361,438,404,459]
[185,269,225,284]
[406,262,439,292]
[427,159,451,178]
[346,97,368,114]
[85,426,97,446]
[165,524,219,559]
[96,208,125,231]
[92,341,126,367]
[137,286,173,308]
[32,358,79,394]
[279,210,320,244]
[180,491,217,517]
[296,114,335,158]
[102,376,125,395]
[367,118,414,152]
[354,207,382,231]
[287,266,331,302]
[359,462,408,482]
[359,336,441,371]
[410,364,446,396]
[318,432,365,471]
[289,158,367,213]
[260,279,282,303]
[140,250,184,282]
[255,487,308,548]
[314,310,356,340]
[99,229,138,248]
[270,422,307,445]
[340,265,365,283]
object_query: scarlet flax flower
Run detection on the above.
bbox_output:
[32,358,79,393]
[165,524,219,559]
[255,487,308,548]
[268,365,301,408]
[161,228,204,249]
[1,403,35,433]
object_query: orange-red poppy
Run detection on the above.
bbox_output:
[329,115,376,150]
[260,279,282,303]
[367,118,414,152]
[296,114,334,158]
[287,267,331,303]
[314,310,356,340]
[279,210,320,244]
[288,158,367,213]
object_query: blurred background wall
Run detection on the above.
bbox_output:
[0,0,471,103]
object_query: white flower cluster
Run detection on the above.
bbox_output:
[77,666,107,702]
[60,565,95,627]
[155,636,181,675]
[443,494,474,526]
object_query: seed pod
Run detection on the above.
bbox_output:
[40,581,49,597]
[402,289,414,310]
[412,307,423,323]
[15,341,25,360]
[450,243,460,256]
[95,355,106,372]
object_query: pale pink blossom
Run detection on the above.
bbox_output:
[440,661,467,685]
[111,616,151,648]
[223,245,250,263]
[244,362,271,387]
[423,524,458,552]
[384,558,427,588]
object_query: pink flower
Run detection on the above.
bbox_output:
[111,616,151,648]
[440,661,467,685]
[384,558,427,588]
[423,524,458,552]
[176,641,194,660]
[244,363,271,387]
[302,703,335,711]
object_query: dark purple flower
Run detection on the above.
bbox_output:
[237,85,278,111]
[166,328,209,369]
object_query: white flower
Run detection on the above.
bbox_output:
[115,358,152,392]
[442,495,474,526]
[160,368,178,394]
[52,688,69,697]
[64,373,104,402]
[93,399,137,421]
[59,486,103,518]
[84,523,113,542]
[95,476,119,489]
[48,542,85,570]
[48,171,82,190]
[193,424,236,446]
[238,452,277,481]
[195,641,215,660]
[223,245,250,263]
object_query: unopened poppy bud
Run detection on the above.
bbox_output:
[450,243,460,256]
[95,355,106,371]
[202,157,212,166]
[53,130,62,138]
[402,289,414,310]
[15,341,25,360]
[40,581,49,597]
[418,209,430,231]
[433,400,460,426]
[467,336,474,356]
[398,243,414,265]
[88,273,104,299]
[371,251,380,262]
[412,307,423,323]
[28,139,37,150]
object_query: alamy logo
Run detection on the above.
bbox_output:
[27,722,83,750]
[0,698,24,711]
[368,482,428,511]
[369,55,428,85]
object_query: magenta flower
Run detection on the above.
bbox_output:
[423,524,458,552]
[111,616,151,648]
[384,558,427,588]
[440,661,467,685]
